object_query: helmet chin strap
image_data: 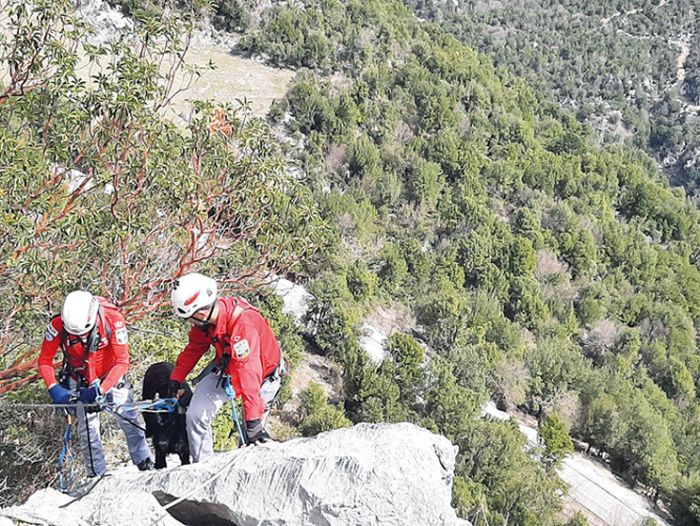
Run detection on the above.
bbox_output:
[192,302,215,330]
[75,306,101,351]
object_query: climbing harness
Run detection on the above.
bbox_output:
[191,359,217,386]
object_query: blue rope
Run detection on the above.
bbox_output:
[100,398,179,434]
[110,398,179,413]
[0,398,178,412]
[223,379,247,447]
[57,417,74,493]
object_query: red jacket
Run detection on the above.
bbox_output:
[38,298,130,393]
[171,297,281,420]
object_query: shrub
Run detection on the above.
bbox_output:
[297,383,351,436]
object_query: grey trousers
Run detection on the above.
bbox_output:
[67,377,152,476]
[186,371,281,462]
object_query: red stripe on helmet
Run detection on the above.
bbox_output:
[184,291,200,306]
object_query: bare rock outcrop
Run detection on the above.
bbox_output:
[1,423,470,526]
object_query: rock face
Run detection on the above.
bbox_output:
[76,0,133,45]
[1,423,470,526]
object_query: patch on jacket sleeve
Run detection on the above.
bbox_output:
[44,324,59,342]
[233,339,250,359]
[115,327,128,345]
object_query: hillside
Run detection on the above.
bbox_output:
[235,0,700,523]
[403,0,700,198]
[1,1,699,525]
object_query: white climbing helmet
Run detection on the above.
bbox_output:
[171,273,218,319]
[62,291,100,335]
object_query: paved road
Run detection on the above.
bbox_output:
[482,402,668,526]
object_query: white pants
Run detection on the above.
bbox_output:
[186,371,281,462]
[66,377,152,476]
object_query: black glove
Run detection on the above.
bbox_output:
[167,380,182,398]
[245,419,270,445]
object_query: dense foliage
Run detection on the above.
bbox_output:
[402,0,700,198]
[0,0,323,386]
[236,0,700,523]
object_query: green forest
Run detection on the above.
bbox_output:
[403,0,700,198]
[1,0,699,524]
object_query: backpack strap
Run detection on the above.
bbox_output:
[96,306,112,340]
[51,314,68,344]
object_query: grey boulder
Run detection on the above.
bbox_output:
[2,423,470,526]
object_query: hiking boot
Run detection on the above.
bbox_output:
[137,458,155,471]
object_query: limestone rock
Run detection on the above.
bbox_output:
[1,423,469,526]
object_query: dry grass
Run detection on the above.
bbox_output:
[164,41,295,125]
[536,249,568,278]
[285,352,343,411]
[325,144,348,173]
[583,319,623,363]
[536,249,578,302]
[363,303,416,338]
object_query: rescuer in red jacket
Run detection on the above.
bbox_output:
[169,273,285,461]
[38,291,154,476]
